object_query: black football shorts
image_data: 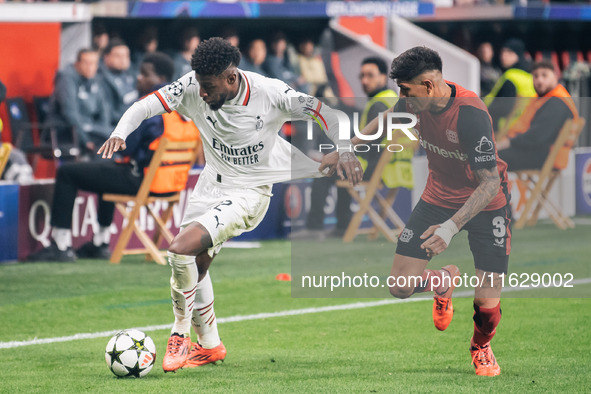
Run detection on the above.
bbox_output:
[395,199,510,274]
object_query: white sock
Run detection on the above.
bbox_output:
[52,228,72,251]
[168,252,198,337]
[192,272,221,349]
[93,226,111,247]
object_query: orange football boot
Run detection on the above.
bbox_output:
[185,341,227,367]
[162,333,191,372]
[470,340,501,376]
[432,264,461,331]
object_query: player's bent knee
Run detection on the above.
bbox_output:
[167,252,197,289]
[389,286,414,299]
[168,239,191,256]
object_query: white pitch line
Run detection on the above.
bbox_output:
[1,277,590,350]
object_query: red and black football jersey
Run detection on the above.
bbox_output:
[399,81,510,210]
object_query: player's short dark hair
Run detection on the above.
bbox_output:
[76,48,97,62]
[142,52,175,82]
[191,37,241,76]
[362,57,388,75]
[389,46,443,82]
[103,38,128,55]
[531,59,555,73]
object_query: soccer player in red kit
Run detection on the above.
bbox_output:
[351,47,510,376]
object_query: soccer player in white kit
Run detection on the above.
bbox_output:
[98,38,362,372]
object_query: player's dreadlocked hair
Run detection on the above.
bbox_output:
[191,37,241,76]
[389,46,442,82]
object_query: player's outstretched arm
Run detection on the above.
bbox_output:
[97,95,167,159]
[97,137,126,159]
[452,166,501,229]
[420,166,500,257]
[318,151,363,185]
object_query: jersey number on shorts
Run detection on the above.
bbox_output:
[213,200,233,211]
[492,216,506,238]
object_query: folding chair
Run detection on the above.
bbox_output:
[0,142,13,177]
[514,117,586,229]
[336,149,406,243]
[103,138,201,264]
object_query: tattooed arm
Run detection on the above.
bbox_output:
[420,105,502,257]
[451,166,501,229]
[420,167,500,257]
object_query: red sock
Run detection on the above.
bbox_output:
[412,269,446,294]
[472,302,502,347]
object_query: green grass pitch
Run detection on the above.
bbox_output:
[1,222,590,392]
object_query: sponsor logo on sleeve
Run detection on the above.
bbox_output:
[162,89,174,104]
[475,136,494,154]
[474,136,496,163]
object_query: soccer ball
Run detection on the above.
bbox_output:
[105,329,156,378]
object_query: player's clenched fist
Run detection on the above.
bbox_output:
[98,137,127,159]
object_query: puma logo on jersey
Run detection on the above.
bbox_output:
[214,215,224,228]
[187,76,196,87]
[206,116,217,128]
[284,86,293,94]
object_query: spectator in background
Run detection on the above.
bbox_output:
[221,27,240,48]
[173,27,200,79]
[497,60,578,171]
[131,25,159,76]
[28,53,200,262]
[92,22,109,58]
[98,39,138,128]
[240,39,268,76]
[0,78,34,183]
[297,37,334,97]
[264,31,309,92]
[476,41,501,96]
[485,38,536,135]
[49,48,111,155]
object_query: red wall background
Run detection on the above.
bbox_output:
[0,23,61,143]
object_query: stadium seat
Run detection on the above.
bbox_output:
[0,142,12,177]
[513,117,586,230]
[336,149,406,243]
[103,138,201,265]
[5,97,79,173]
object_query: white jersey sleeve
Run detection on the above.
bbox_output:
[110,72,199,141]
[153,72,200,114]
[269,80,352,152]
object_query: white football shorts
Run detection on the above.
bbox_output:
[181,175,272,257]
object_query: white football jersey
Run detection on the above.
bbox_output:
[152,70,337,188]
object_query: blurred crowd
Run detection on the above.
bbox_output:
[0,0,586,5]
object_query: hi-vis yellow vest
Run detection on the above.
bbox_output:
[146,111,201,194]
[357,89,415,190]
[485,68,536,132]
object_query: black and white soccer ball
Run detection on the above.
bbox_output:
[105,329,156,378]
